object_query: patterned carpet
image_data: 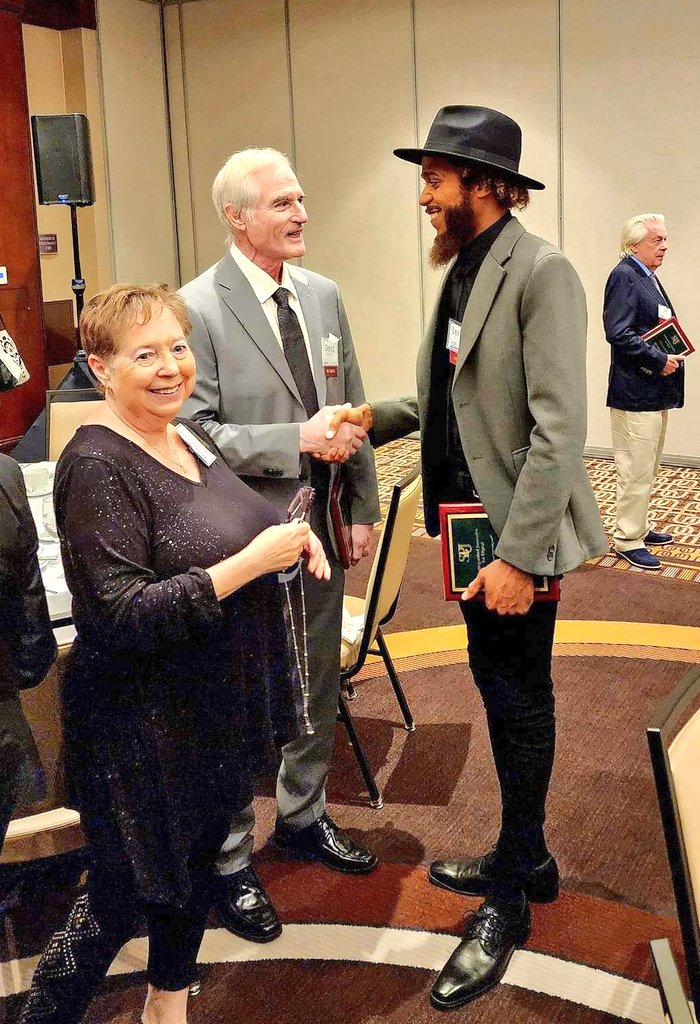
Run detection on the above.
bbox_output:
[375,439,700,583]
[2,443,700,1022]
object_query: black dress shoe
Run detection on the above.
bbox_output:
[274,812,378,874]
[430,896,531,1009]
[429,849,559,904]
[213,865,282,943]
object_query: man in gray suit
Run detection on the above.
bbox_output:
[180,148,380,944]
[330,106,607,1008]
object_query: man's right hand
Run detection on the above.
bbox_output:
[299,406,366,462]
[661,354,683,375]
[325,402,374,437]
[309,403,373,462]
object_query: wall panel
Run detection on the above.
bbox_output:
[23,25,111,309]
[97,0,178,285]
[22,25,75,305]
[289,0,421,399]
[562,0,700,458]
[61,28,112,296]
[414,0,560,317]
[178,0,292,273]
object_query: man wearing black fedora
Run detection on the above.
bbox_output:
[327,105,606,1008]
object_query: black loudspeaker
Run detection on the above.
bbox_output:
[31,114,95,207]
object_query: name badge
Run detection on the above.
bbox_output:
[322,333,340,378]
[175,423,217,467]
[658,304,672,322]
[446,318,461,365]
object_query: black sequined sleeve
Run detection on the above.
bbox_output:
[56,455,224,653]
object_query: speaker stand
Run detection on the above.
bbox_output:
[68,203,85,322]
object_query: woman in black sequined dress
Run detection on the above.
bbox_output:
[20,284,329,1024]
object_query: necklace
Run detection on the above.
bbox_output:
[109,403,189,475]
[281,564,313,736]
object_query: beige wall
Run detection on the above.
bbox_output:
[22,25,110,314]
[289,0,421,396]
[174,0,293,275]
[562,0,700,458]
[94,0,699,460]
[96,0,178,285]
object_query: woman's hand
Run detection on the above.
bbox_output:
[247,522,311,574]
[207,523,330,601]
[304,529,331,580]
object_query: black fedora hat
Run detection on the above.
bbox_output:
[394,105,545,191]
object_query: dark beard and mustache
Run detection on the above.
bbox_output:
[429,197,478,267]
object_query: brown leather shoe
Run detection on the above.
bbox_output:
[429,849,559,903]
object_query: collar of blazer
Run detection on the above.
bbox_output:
[452,216,526,375]
[623,255,674,313]
[214,252,325,412]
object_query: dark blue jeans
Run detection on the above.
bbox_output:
[460,598,558,884]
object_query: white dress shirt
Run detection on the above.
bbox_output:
[229,244,314,367]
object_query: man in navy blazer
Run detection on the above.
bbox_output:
[603,214,684,569]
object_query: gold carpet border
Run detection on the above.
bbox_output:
[355,644,700,682]
[354,621,700,680]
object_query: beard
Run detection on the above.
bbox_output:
[429,196,478,267]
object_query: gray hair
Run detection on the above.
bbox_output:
[619,213,665,259]
[211,147,294,244]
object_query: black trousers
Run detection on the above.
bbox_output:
[460,598,558,884]
[20,815,228,1023]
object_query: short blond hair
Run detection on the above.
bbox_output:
[211,147,294,244]
[620,213,665,259]
[79,283,191,361]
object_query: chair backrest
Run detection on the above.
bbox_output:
[46,389,103,460]
[647,664,700,1016]
[1,642,85,863]
[353,463,421,667]
[18,643,71,812]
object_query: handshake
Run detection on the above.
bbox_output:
[299,403,374,464]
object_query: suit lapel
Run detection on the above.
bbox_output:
[652,275,675,316]
[215,253,305,409]
[625,256,674,315]
[291,269,326,408]
[657,278,675,316]
[417,260,455,422]
[453,218,524,376]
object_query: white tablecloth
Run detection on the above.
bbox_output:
[20,462,73,628]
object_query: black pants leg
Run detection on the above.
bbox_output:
[20,815,227,1021]
[18,890,137,1024]
[461,599,558,882]
[144,820,224,992]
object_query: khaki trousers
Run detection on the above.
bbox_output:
[610,407,668,551]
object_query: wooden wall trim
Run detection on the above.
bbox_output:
[0,8,48,447]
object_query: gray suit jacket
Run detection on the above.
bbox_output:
[180,252,379,544]
[372,217,607,577]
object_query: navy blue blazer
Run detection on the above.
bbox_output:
[603,256,684,411]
